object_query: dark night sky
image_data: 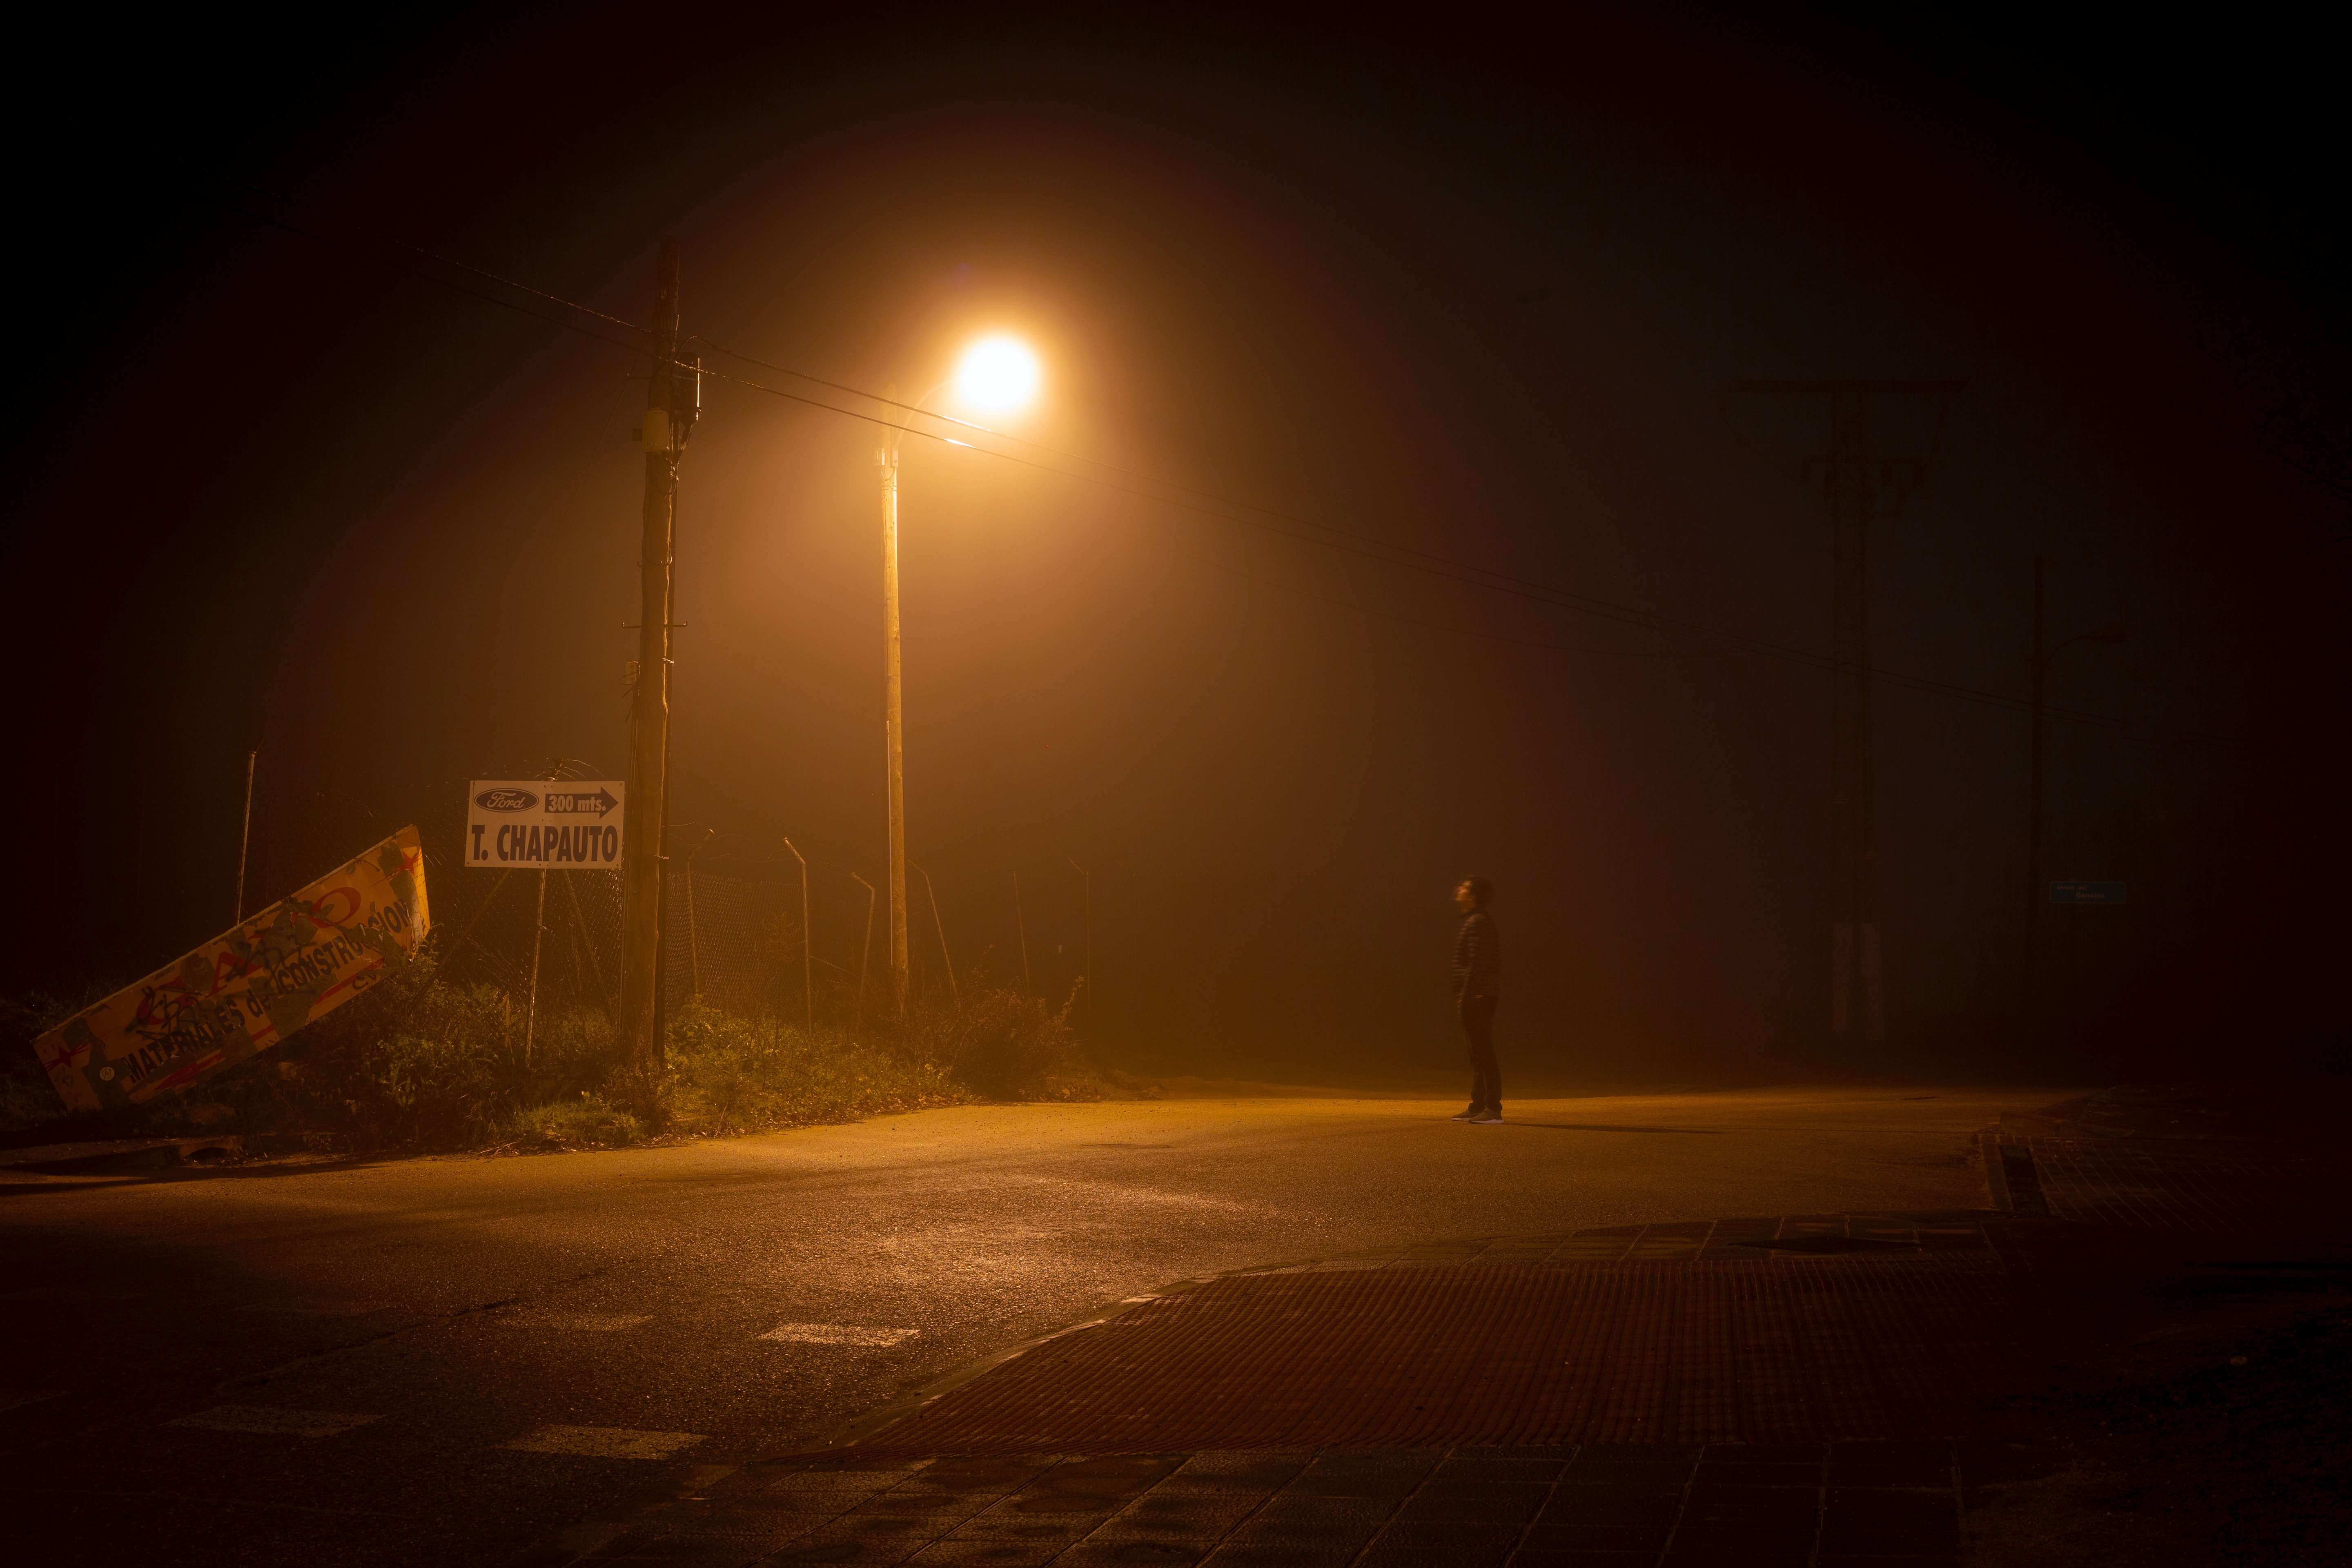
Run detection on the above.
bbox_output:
[9,7,2345,1082]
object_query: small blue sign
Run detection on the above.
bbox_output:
[2050,881,2127,905]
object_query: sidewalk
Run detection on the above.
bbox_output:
[858,1241,2036,1454]
[693,1442,2026,1568]
[516,1086,2352,1568]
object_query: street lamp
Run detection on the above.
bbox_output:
[874,335,1040,1019]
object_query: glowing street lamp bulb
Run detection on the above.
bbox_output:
[954,336,1040,413]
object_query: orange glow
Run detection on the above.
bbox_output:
[953,335,1041,414]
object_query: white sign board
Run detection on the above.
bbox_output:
[466,781,626,870]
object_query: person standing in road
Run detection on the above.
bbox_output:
[1450,876,1503,1123]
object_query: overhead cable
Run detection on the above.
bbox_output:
[199,185,2213,746]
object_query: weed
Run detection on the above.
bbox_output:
[0,993,76,1131]
[506,1093,648,1148]
[657,1001,968,1135]
[904,981,1098,1100]
[1,957,1094,1152]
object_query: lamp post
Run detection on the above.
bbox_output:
[873,336,1040,1019]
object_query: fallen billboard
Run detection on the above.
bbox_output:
[33,826,431,1113]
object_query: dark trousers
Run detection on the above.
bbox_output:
[1460,995,1500,1113]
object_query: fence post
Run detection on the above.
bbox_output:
[1069,859,1092,1030]
[234,750,257,924]
[915,863,960,1008]
[1013,869,1031,994]
[783,838,812,1033]
[525,869,547,1069]
[851,873,877,1033]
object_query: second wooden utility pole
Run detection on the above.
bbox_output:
[2024,556,2047,1028]
[2019,558,2124,1036]
[621,241,695,1084]
[1732,378,1961,1053]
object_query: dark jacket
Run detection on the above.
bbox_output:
[1452,910,1500,1000]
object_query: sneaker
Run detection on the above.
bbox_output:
[1448,1106,1480,1122]
[1469,1111,1504,1124]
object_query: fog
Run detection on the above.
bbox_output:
[9,9,2344,1086]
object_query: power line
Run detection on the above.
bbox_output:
[688,351,2211,742]
[196,187,2216,746]
[198,193,653,359]
[229,182,653,336]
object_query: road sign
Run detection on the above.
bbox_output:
[467,780,626,870]
[2049,881,2126,904]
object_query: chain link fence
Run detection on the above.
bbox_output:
[240,773,937,1035]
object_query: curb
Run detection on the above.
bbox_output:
[795,1211,2011,1458]
[0,1135,245,1174]
[1981,1132,2050,1218]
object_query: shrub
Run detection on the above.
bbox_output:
[260,954,626,1149]
[2,955,1070,1152]
[0,993,76,1131]
[214,952,625,1149]
[657,1000,968,1134]
[370,982,521,1144]
[912,983,1097,1100]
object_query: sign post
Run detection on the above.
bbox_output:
[468,782,626,1067]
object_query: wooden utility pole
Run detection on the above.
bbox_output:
[2020,559,2124,1036]
[1732,379,1960,1053]
[1822,386,1888,1049]
[877,408,912,1022]
[621,242,693,1081]
[2024,556,2047,1027]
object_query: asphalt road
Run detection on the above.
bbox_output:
[0,1086,2055,1566]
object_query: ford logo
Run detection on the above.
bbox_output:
[474,788,539,812]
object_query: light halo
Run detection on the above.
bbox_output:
[952,335,1041,414]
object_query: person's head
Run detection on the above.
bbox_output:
[1454,876,1492,912]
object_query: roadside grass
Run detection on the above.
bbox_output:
[0,952,1095,1152]
[0,992,76,1131]
[650,1002,974,1140]
[504,1093,648,1148]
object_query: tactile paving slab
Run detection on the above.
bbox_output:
[694,1442,2038,1567]
[2022,1138,2352,1240]
[1255,1211,1994,1270]
[861,1257,2042,1454]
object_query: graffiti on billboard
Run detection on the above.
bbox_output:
[33,827,431,1113]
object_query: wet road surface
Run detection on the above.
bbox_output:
[0,1086,2055,1566]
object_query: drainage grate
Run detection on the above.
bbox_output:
[1998,1143,2051,1217]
